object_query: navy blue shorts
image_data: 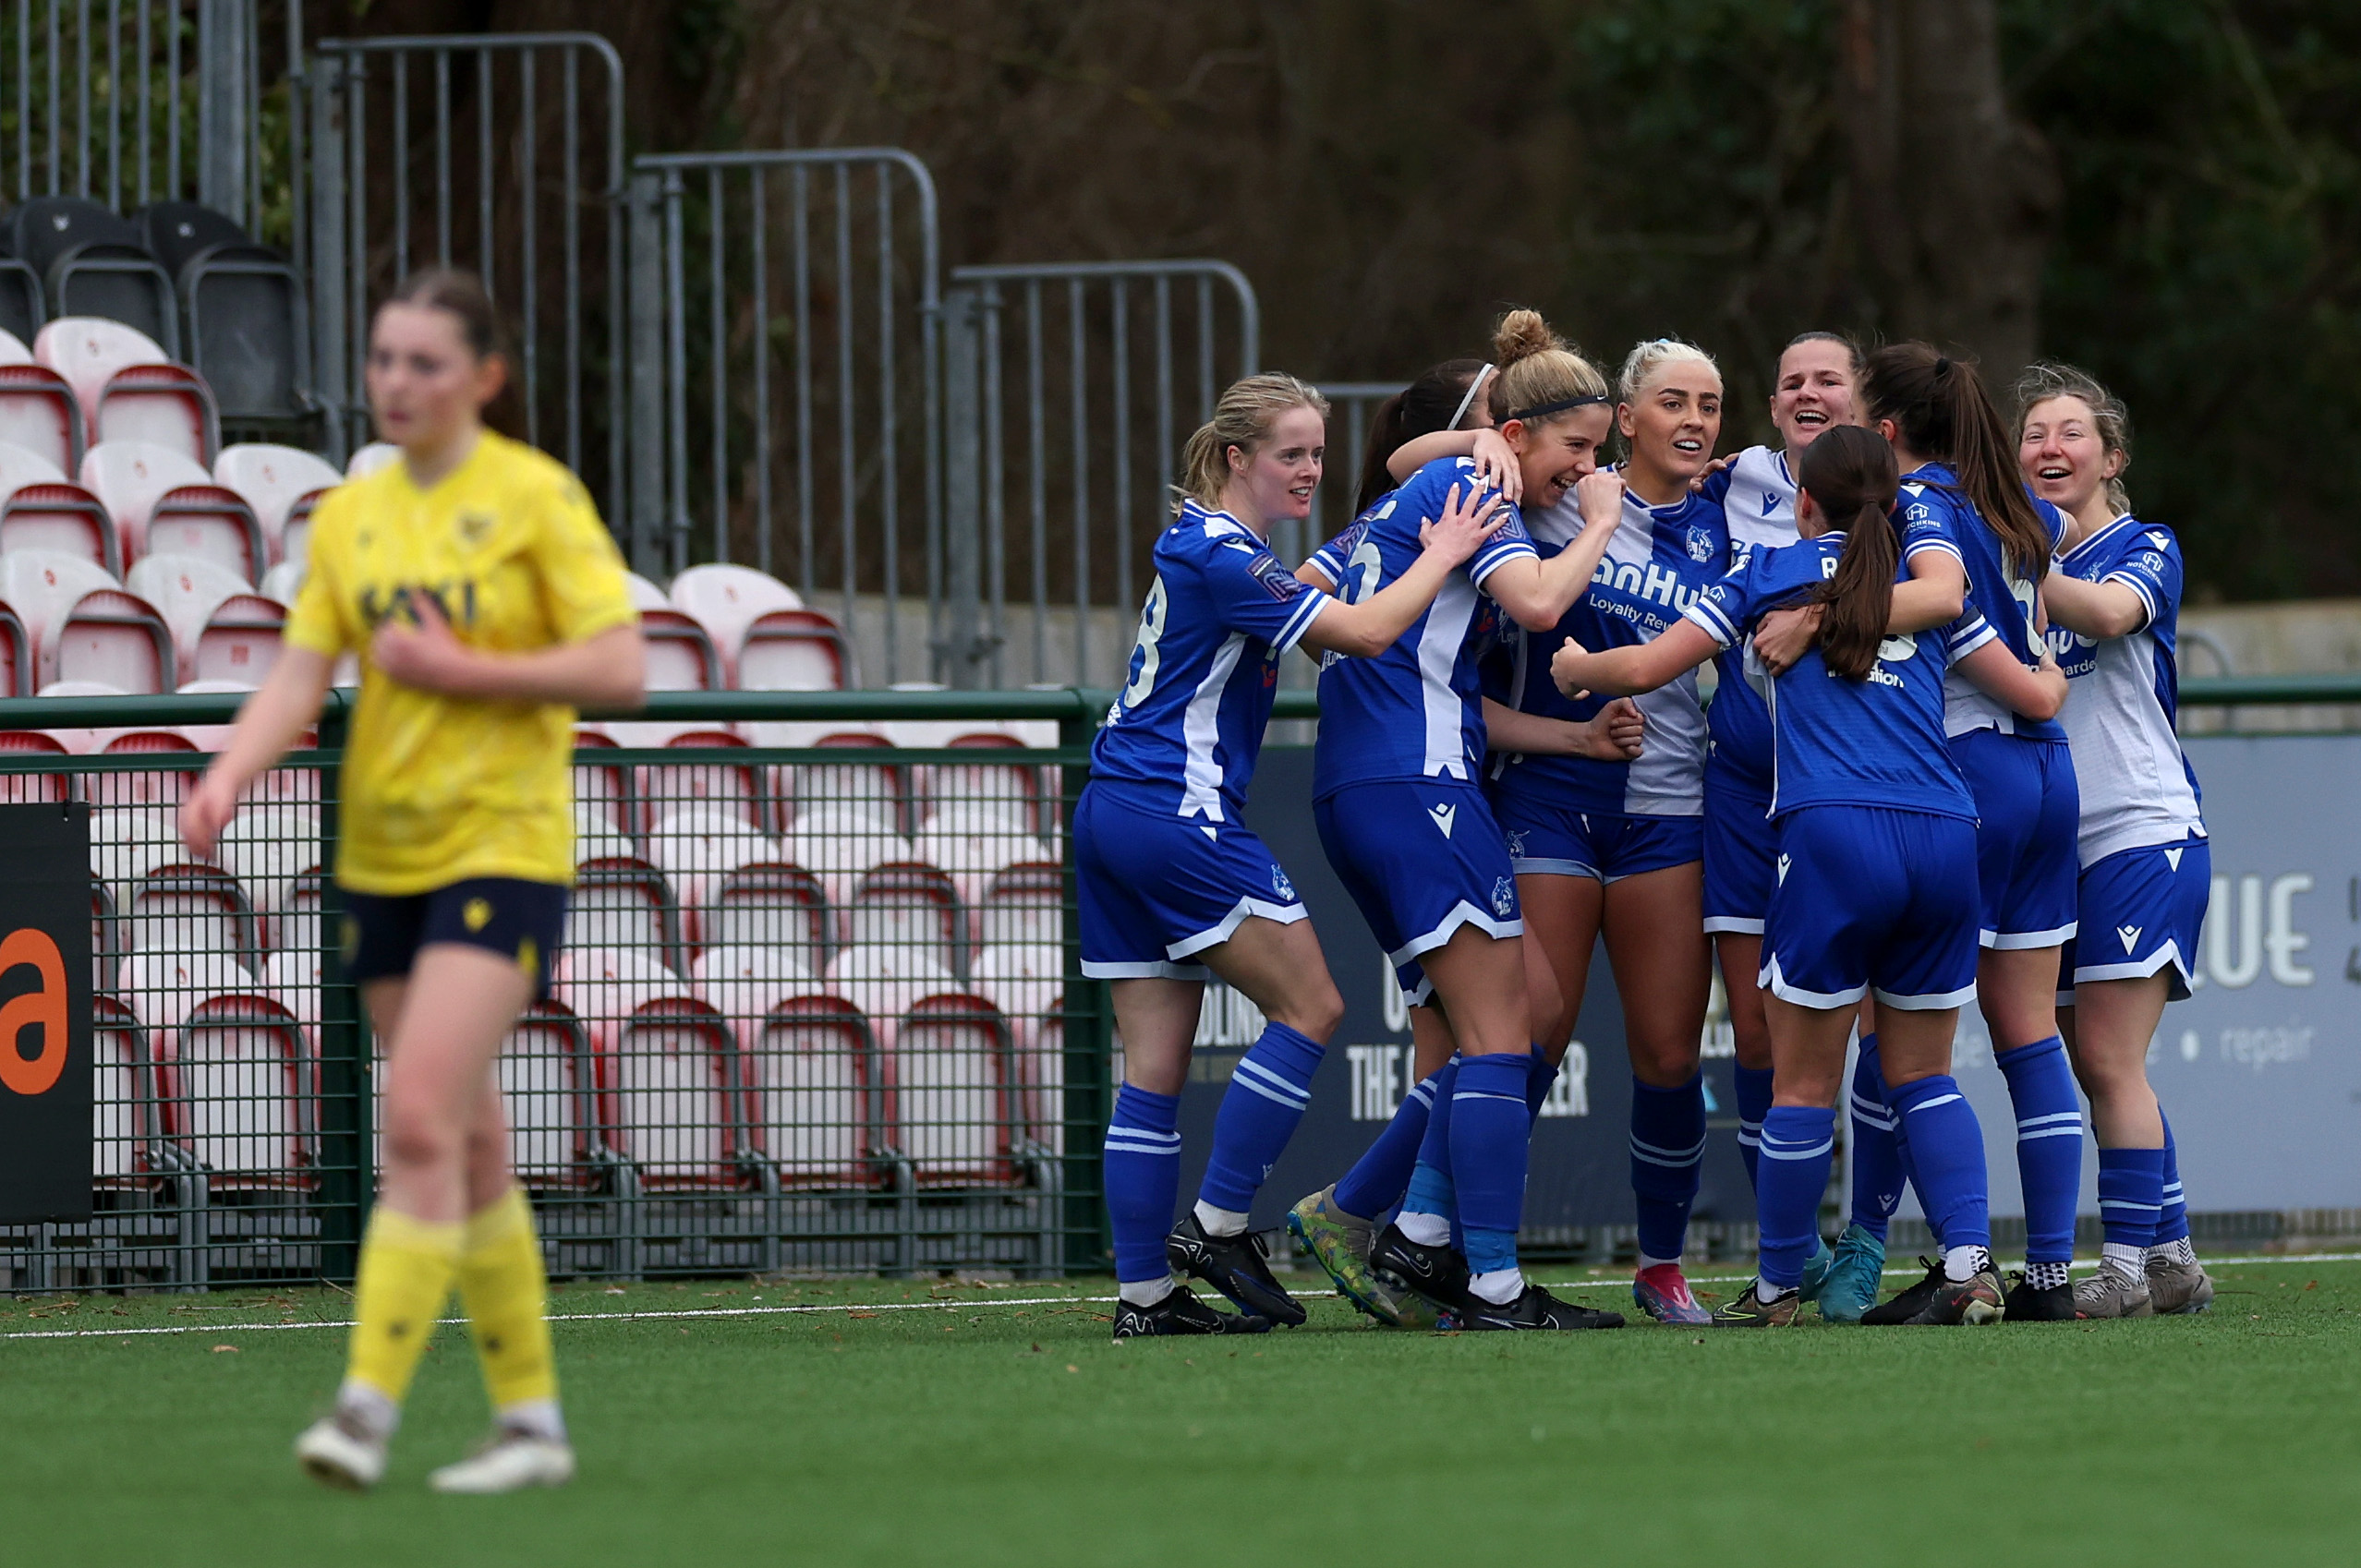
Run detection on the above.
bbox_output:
[341,877,569,997]
[2058,832,2210,1004]
[1315,779,1520,1007]
[1493,790,1702,885]
[1075,783,1307,981]
[1949,730,2080,949]
[1762,806,1980,1011]
[1701,769,1775,935]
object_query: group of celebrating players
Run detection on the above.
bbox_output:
[1081,308,2215,1335]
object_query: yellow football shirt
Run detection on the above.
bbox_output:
[285,432,637,895]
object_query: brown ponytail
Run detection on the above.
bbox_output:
[1352,357,1489,515]
[1798,426,1903,681]
[1863,343,2049,582]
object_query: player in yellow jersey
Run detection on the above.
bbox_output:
[181,269,646,1494]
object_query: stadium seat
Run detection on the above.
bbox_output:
[735,608,853,692]
[0,361,84,470]
[497,1000,609,1190]
[666,564,800,670]
[914,732,1045,834]
[691,941,817,1012]
[214,805,321,942]
[785,805,913,910]
[92,993,173,1188]
[568,855,684,973]
[0,727,72,802]
[0,248,41,344]
[269,870,325,959]
[975,861,1063,949]
[736,992,878,1189]
[637,608,724,694]
[258,559,303,606]
[127,863,259,966]
[571,729,641,854]
[91,804,193,911]
[2,548,172,693]
[139,202,308,424]
[124,948,311,1188]
[824,945,953,1052]
[9,199,180,355]
[644,803,778,916]
[33,317,215,459]
[889,993,1016,1188]
[844,862,963,969]
[127,554,285,686]
[0,600,25,694]
[91,729,200,816]
[0,327,28,363]
[81,441,263,581]
[636,728,766,832]
[912,816,1037,910]
[91,879,123,993]
[781,730,906,835]
[554,949,745,1189]
[624,572,670,612]
[693,862,830,969]
[213,443,339,564]
[345,441,398,477]
[0,440,119,574]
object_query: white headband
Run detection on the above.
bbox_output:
[1447,364,1495,431]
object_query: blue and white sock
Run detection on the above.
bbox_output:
[2154,1107,2191,1248]
[1734,1064,1774,1192]
[1193,1021,1324,1234]
[1994,1034,2083,1267]
[1629,1073,1706,1266]
[1333,1067,1438,1221]
[1756,1105,1837,1290]
[1847,1034,1904,1242]
[1105,1084,1181,1304]
[1525,1046,1559,1127]
[2097,1144,2165,1277]
[1887,1075,1991,1264]
[1451,1054,1534,1303]
[1393,1057,1460,1247]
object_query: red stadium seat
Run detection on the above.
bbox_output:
[785,805,913,911]
[33,318,218,461]
[975,861,1064,950]
[127,863,259,966]
[0,727,72,803]
[636,609,724,694]
[888,993,1017,1188]
[666,563,801,681]
[692,941,818,1014]
[3,549,172,693]
[639,727,767,833]
[736,992,878,1190]
[87,729,199,815]
[500,1000,611,1192]
[690,862,829,967]
[92,993,176,1188]
[567,856,683,973]
[214,805,321,943]
[213,443,340,567]
[571,729,642,861]
[645,804,778,921]
[823,945,953,1054]
[82,441,263,582]
[0,441,119,574]
[0,599,27,694]
[127,554,285,686]
[0,363,84,471]
[779,730,906,835]
[345,441,398,477]
[844,861,962,963]
[914,732,1043,835]
[556,948,747,1192]
[126,949,312,1192]
[737,608,852,692]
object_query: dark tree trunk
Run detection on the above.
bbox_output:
[1840,0,2060,389]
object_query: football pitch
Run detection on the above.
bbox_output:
[7,1257,2359,1567]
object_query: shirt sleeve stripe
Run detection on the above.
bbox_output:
[1273,587,1332,655]
[1947,617,1997,659]
[1904,537,1964,563]
[1684,597,1740,647]
[1468,537,1539,587]
[2102,571,2160,630]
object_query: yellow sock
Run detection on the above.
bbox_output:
[457,1187,562,1425]
[345,1206,465,1409]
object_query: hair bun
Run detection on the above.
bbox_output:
[1492,308,1565,368]
[1934,355,1954,375]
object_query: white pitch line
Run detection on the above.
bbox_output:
[9,1251,2359,1343]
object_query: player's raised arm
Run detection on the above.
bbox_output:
[1297,483,1506,657]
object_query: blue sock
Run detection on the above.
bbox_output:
[1887,1075,1990,1251]
[1104,1084,1181,1284]
[1334,1067,1438,1220]
[2097,1145,2166,1249]
[1735,1064,1774,1192]
[1451,1054,1533,1278]
[1629,1073,1706,1262]
[1525,1046,1558,1127]
[2156,1109,2189,1244]
[1993,1035,2083,1265]
[1756,1105,1836,1290]
[1397,1057,1461,1232]
[1196,1021,1324,1216]
[1847,1034,1904,1242]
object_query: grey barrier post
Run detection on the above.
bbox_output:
[626,170,670,578]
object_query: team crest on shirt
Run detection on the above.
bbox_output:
[1686,525,1715,563]
[1504,829,1527,860]
[1271,863,1296,901]
[1491,877,1516,919]
[457,510,496,547]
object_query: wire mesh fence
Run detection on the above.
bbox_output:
[0,689,1108,1290]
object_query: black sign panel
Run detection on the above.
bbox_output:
[0,802,95,1224]
[1174,748,1752,1231]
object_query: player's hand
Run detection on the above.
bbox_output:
[1687,452,1734,493]
[2030,645,2068,714]
[1416,484,1508,567]
[371,591,483,695]
[1751,602,1824,675]
[1549,638,1596,699]
[1573,468,1624,531]
[179,770,239,862]
[1469,428,1522,503]
[1576,697,1645,760]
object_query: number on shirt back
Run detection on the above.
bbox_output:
[2009,572,2039,647]
[1120,575,1170,706]
[1343,537,1384,605]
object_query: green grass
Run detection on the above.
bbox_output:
[7,1258,2360,1566]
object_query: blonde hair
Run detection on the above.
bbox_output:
[1178,373,1331,512]
[1617,337,1721,405]
[2013,361,2134,515]
[1484,308,1609,427]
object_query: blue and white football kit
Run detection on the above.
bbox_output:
[1308,456,1538,1006]
[1483,478,1725,882]
[1905,463,2082,948]
[1685,530,2000,1291]
[1080,500,1332,981]
[2048,515,2209,998]
[1699,446,1798,935]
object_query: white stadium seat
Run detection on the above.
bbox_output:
[0,440,119,573]
[212,442,340,561]
[33,318,218,461]
[81,440,264,582]
[785,806,911,911]
[127,554,285,687]
[3,549,172,693]
[345,441,398,477]
[890,992,1017,1187]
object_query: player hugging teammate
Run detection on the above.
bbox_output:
[1095,312,2215,1334]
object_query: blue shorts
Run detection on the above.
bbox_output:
[2058,832,2210,1005]
[1493,790,1702,884]
[1949,729,2080,949]
[1762,806,1980,1011]
[1075,783,1306,980]
[1315,779,1521,1007]
[342,877,568,997]
[1701,769,1775,935]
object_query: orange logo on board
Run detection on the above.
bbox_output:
[0,928,68,1096]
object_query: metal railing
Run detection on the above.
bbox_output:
[629,149,942,687]
[307,32,627,520]
[0,686,1112,1288]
